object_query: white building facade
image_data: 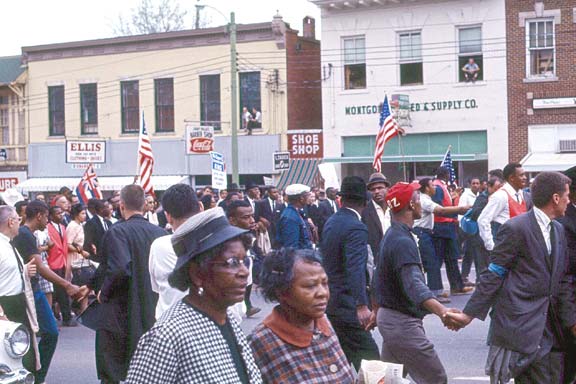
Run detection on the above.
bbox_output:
[311,0,508,183]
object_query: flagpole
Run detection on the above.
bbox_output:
[440,144,452,167]
[135,110,144,185]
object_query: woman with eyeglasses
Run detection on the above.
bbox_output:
[126,208,262,384]
[248,248,354,384]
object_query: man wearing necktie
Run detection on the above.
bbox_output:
[318,187,339,238]
[447,172,576,383]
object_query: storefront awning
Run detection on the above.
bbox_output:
[16,175,188,193]
[520,153,576,172]
[277,159,321,190]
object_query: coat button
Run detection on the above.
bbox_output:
[329,364,338,373]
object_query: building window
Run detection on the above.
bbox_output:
[458,26,483,82]
[343,36,366,89]
[200,74,221,131]
[239,72,261,131]
[154,78,174,132]
[527,19,555,78]
[48,85,65,136]
[121,81,139,133]
[399,31,423,86]
[0,109,8,145]
[80,84,98,134]
[0,96,8,105]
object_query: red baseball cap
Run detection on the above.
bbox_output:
[385,182,420,213]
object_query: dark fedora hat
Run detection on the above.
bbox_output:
[367,172,391,188]
[338,176,368,201]
[171,208,248,273]
[245,181,259,191]
[228,183,241,192]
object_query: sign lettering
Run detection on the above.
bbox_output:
[66,140,106,163]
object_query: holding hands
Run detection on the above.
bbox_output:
[442,310,473,331]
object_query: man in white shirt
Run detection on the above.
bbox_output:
[149,184,201,319]
[361,173,391,261]
[478,163,530,251]
[459,177,480,285]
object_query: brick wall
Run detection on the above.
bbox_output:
[506,0,576,162]
[285,30,322,131]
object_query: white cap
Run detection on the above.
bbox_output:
[285,184,311,196]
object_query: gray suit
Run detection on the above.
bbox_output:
[464,209,576,381]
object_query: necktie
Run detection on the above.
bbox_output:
[515,193,520,203]
[549,222,555,256]
[331,200,336,213]
[11,245,25,292]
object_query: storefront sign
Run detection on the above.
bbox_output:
[0,171,26,192]
[66,140,106,163]
[186,124,214,154]
[0,149,6,161]
[344,98,478,115]
[533,97,576,109]
[273,152,290,171]
[210,151,227,190]
[288,131,323,159]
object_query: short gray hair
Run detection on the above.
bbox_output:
[0,205,16,225]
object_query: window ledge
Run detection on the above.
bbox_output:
[395,85,426,91]
[119,132,139,137]
[339,89,370,96]
[453,81,487,88]
[523,76,559,83]
[153,131,176,136]
[46,135,65,139]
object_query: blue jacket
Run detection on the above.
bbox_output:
[276,204,312,250]
[321,207,370,326]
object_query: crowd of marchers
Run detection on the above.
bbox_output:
[0,162,575,384]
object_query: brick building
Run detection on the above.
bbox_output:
[506,1,576,174]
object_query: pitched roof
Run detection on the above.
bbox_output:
[0,56,25,85]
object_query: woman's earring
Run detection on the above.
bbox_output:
[198,287,204,296]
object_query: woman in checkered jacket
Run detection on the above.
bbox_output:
[248,248,355,383]
[126,208,262,384]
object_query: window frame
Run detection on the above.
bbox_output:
[238,71,262,130]
[48,85,65,136]
[342,35,367,90]
[154,78,175,133]
[121,80,140,134]
[398,31,423,86]
[525,18,556,79]
[199,74,222,131]
[457,25,483,82]
[80,83,98,135]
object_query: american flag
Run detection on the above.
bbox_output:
[372,95,400,173]
[440,146,457,184]
[75,164,102,205]
[137,111,155,196]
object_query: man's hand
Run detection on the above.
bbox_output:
[365,310,377,331]
[440,308,464,331]
[444,311,473,329]
[26,260,37,277]
[65,283,81,299]
[357,305,372,329]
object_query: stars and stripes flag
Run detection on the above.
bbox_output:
[440,146,457,185]
[137,111,155,196]
[372,95,400,173]
[75,164,102,205]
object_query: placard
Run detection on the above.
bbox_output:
[66,140,106,163]
[186,124,214,154]
[210,151,227,190]
[273,152,290,171]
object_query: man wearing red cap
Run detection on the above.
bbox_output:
[373,182,461,383]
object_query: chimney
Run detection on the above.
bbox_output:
[303,16,315,39]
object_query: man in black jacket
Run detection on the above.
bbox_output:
[84,199,113,264]
[361,172,391,261]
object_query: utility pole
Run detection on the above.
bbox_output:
[229,11,239,184]
[195,0,204,29]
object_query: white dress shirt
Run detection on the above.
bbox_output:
[149,235,188,319]
[458,188,478,220]
[478,183,526,251]
[414,194,440,230]
[372,200,391,235]
[533,207,552,254]
[0,233,25,296]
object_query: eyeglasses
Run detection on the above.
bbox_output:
[211,257,245,270]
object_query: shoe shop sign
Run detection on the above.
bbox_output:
[287,130,323,159]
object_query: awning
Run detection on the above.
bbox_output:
[277,159,321,190]
[16,175,188,193]
[520,153,576,172]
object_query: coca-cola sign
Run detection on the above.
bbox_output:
[186,124,214,155]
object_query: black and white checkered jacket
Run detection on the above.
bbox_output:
[126,301,263,384]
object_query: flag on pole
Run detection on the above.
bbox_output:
[440,146,457,185]
[75,164,102,205]
[137,111,155,196]
[372,95,400,173]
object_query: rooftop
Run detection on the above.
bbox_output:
[0,56,25,85]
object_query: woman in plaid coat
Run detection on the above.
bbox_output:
[248,248,354,383]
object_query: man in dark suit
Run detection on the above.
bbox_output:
[448,171,576,383]
[255,186,283,248]
[558,166,576,383]
[318,187,339,237]
[321,176,379,370]
[362,172,391,260]
[83,199,113,264]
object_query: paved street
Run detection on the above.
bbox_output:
[46,268,492,384]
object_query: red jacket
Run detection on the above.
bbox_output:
[47,222,68,270]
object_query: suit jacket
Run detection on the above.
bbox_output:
[464,210,576,354]
[558,203,576,276]
[84,215,112,263]
[46,222,68,270]
[321,208,370,326]
[256,197,283,248]
[362,200,387,259]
